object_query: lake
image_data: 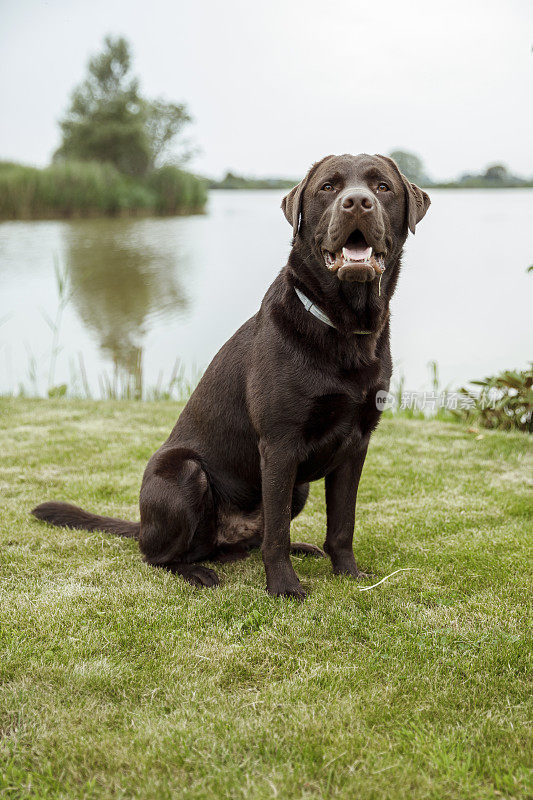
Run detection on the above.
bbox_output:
[1,189,531,398]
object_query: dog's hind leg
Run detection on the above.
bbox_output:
[139,447,220,588]
[290,483,326,558]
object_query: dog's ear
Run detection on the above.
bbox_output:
[281,155,335,239]
[281,181,306,239]
[402,179,430,234]
[376,154,430,234]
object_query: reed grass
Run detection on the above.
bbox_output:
[0,161,207,220]
[145,165,208,214]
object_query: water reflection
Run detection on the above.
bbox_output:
[62,219,189,394]
[1,191,532,396]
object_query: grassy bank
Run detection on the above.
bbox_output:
[0,399,531,799]
[209,172,296,190]
[209,176,533,191]
[0,161,207,220]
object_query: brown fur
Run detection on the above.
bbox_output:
[32,153,430,599]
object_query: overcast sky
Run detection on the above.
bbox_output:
[1,0,532,180]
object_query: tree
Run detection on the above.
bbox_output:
[483,164,509,183]
[144,99,191,166]
[55,36,191,177]
[388,150,429,185]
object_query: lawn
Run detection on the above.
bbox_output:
[0,399,531,800]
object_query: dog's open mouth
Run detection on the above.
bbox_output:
[323,230,385,280]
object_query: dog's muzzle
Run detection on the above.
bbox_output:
[322,228,385,283]
[320,192,387,282]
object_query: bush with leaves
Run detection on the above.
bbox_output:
[453,366,533,432]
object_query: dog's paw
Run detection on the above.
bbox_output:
[266,576,307,601]
[290,541,326,558]
[333,563,374,581]
[174,564,221,588]
[328,551,374,580]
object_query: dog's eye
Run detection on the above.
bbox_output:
[377,182,390,192]
[321,183,335,192]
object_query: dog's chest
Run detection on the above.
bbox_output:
[296,392,366,481]
[303,392,360,443]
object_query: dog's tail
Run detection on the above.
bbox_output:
[31,501,140,539]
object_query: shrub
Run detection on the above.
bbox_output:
[453,365,533,432]
[0,161,205,219]
[145,165,207,214]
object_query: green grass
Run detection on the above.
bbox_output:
[0,399,531,800]
[0,161,207,220]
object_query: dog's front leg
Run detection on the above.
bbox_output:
[259,441,305,599]
[324,445,369,579]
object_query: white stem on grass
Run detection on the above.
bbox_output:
[358,567,420,592]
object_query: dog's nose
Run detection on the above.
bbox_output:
[341,192,374,213]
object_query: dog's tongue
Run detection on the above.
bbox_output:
[343,243,372,262]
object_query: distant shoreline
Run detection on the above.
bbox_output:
[210,184,533,191]
[2,162,531,223]
[210,182,533,191]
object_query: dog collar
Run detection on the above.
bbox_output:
[294,287,371,335]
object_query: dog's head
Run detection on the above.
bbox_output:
[282,153,430,283]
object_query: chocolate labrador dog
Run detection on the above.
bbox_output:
[33,153,430,599]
